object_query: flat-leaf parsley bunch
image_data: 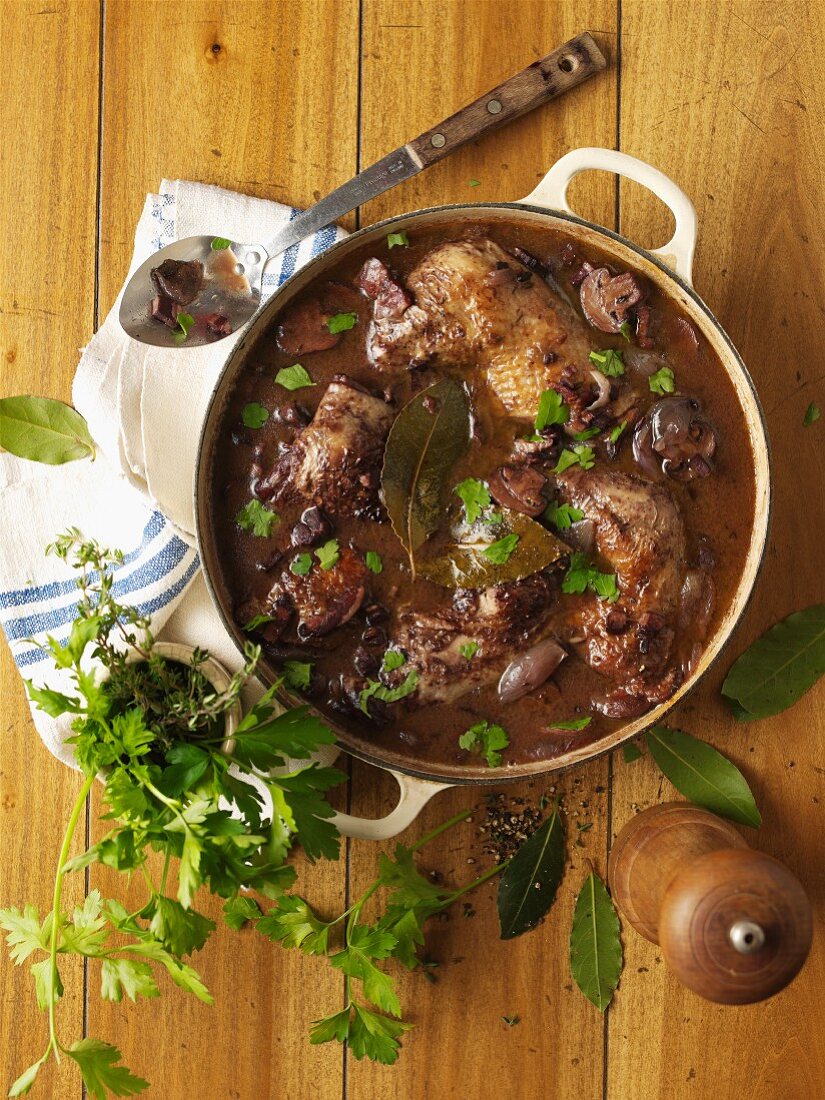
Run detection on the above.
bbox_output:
[1,531,344,1097]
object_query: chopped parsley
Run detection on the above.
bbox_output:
[359,669,420,715]
[608,420,627,444]
[804,401,821,427]
[282,660,313,691]
[211,236,232,250]
[588,348,625,377]
[454,477,492,524]
[468,179,481,187]
[242,401,269,428]
[551,715,592,731]
[387,231,409,249]
[244,613,276,631]
[554,445,595,474]
[236,499,278,537]
[382,649,406,672]
[458,720,509,768]
[648,366,676,395]
[619,321,633,341]
[365,550,383,574]
[502,1015,521,1027]
[542,501,585,530]
[535,389,569,432]
[290,552,313,576]
[482,533,519,564]
[275,363,314,390]
[176,312,195,339]
[562,552,619,602]
[314,539,340,571]
[459,641,479,660]
[326,311,358,334]
[572,426,600,441]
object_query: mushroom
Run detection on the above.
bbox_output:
[580,268,646,333]
[150,258,204,305]
[497,638,567,704]
[488,464,548,517]
[632,395,718,481]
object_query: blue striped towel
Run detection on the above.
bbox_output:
[0,180,347,766]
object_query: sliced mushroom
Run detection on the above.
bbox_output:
[488,464,548,517]
[580,268,646,333]
[497,638,567,703]
[633,395,718,481]
[150,258,204,305]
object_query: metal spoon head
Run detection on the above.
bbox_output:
[118,235,269,348]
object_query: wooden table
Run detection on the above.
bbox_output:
[1,2,823,1098]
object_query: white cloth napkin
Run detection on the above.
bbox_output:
[0,180,347,765]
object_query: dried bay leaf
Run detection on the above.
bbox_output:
[0,396,95,464]
[497,802,564,939]
[381,378,471,567]
[417,508,567,589]
[569,872,622,1011]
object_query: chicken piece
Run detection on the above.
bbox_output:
[257,376,394,521]
[552,466,686,713]
[277,282,362,356]
[379,572,559,705]
[267,547,369,638]
[359,237,597,424]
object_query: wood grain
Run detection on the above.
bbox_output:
[349,5,617,1099]
[609,2,825,1098]
[0,3,100,1097]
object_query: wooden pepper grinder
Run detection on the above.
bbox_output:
[608,802,812,1004]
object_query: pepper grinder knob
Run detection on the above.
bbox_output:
[609,803,812,1005]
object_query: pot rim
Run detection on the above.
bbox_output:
[194,199,772,787]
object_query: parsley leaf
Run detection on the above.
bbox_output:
[283,660,313,691]
[290,552,313,576]
[561,552,620,602]
[387,232,409,249]
[359,670,420,715]
[554,445,595,474]
[382,649,406,672]
[326,312,358,334]
[244,613,276,632]
[459,641,479,659]
[482,533,519,564]
[551,716,592,731]
[608,420,627,444]
[649,366,676,394]
[804,401,821,427]
[542,501,585,531]
[100,958,159,1003]
[242,402,268,428]
[258,896,331,954]
[454,477,491,524]
[588,348,625,376]
[270,765,344,862]
[468,179,481,187]
[535,389,569,431]
[315,539,340,570]
[236,499,278,537]
[211,237,231,250]
[459,720,510,768]
[0,905,49,964]
[619,320,633,341]
[348,1004,412,1065]
[66,1039,149,1100]
[222,896,262,930]
[572,427,600,441]
[275,363,314,390]
[176,312,195,339]
[365,550,383,574]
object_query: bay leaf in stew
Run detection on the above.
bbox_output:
[417,508,567,589]
[381,378,471,568]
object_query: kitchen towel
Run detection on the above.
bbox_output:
[0,179,347,765]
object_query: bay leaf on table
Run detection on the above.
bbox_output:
[497,802,564,939]
[381,378,471,568]
[569,872,623,1012]
[0,396,95,464]
[721,604,825,720]
[417,507,567,589]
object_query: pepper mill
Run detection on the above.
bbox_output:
[608,802,812,1004]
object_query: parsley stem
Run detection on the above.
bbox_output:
[159,850,171,895]
[47,773,95,1061]
[409,808,472,853]
[443,860,507,904]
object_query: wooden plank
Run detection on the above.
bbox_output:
[349,4,618,1098]
[0,2,100,1097]
[87,3,360,1098]
[609,3,825,1098]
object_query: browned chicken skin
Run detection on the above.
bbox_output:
[268,547,370,639]
[257,376,394,521]
[552,466,686,715]
[359,237,597,425]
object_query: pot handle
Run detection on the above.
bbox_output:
[519,147,698,286]
[332,771,452,841]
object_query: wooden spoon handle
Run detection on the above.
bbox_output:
[407,33,607,168]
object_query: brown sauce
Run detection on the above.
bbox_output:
[207,219,755,773]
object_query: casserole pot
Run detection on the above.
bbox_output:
[195,148,771,839]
